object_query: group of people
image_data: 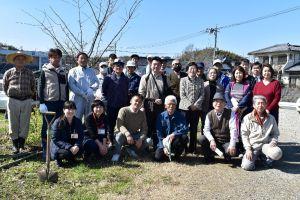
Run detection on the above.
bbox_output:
[2,49,283,171]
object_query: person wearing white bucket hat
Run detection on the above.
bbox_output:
[240,95,282,170]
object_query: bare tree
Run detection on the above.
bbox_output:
[22,0,142,66]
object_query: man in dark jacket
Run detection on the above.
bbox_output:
[126,60,141,101]
[168,59,187,105]
[102,59,129,145]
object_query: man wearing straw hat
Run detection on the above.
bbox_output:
[3,51,36,154]
[240,95,282,170]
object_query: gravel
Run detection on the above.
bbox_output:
[123,108,300,200]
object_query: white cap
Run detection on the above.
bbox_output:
[147,54,153,59]
[99,62,108,68]
[126,60,136,67]
[213,59,223,65]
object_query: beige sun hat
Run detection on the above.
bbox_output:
[6,51,33,64]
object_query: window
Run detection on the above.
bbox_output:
[263,56,269,63]
[277,55,287,65]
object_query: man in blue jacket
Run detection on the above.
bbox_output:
[126,60,141,101]
[102,59,129,145]
[155,95,188,161]
[213,59,230,89]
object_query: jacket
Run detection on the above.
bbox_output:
[202,81,224,113]
[156,110,188,149]
[38,63,68,103]
[241,111,279,151]
[217,72,230,89]
[127,72,141,96]
[168,71,187,98]
[68,66,99,99]
[84,112,108,142]
[179,76,204,110]
[50,116,84,159]
[102,72,129,108]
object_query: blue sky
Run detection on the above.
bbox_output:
[1,0,300,58]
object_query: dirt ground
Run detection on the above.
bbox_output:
[115,108,300,200]
[0,108,299,199]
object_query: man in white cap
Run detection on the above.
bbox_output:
[126,60,141,100]
[102,58,129,145]
[240,95,282,170]
[3,51,35,154]
[155,95,188,161]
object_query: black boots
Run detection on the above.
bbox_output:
[12,139,19,154]
[11,137,26,154]
[19,137,26,152]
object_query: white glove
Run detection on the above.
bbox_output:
[39,103,48,113]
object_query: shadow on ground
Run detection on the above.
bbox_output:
[275,142,300,174]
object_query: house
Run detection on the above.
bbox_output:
[248,43,300,87]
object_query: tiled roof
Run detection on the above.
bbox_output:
[285,62,300,72]
[248,43,300,55]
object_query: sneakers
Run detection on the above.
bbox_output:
[264,158,273,168]
[111,154,120,162]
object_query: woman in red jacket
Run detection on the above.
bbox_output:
[253,64,281,124]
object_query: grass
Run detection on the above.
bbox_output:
[0,107,42,153]
[0,108,207,199]
[0,109,146,199]
[0,158,144,199]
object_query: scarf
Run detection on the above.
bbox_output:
[253,109,268,126]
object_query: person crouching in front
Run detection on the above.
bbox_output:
[50,101,84,167]
[155,95,188,162]
[198,92,238,164]
[83,100,108,164]
[240,95,282,170]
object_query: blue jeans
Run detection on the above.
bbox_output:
[114,132,148,155]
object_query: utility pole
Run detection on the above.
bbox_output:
[206,25,219,62]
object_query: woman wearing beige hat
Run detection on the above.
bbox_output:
[3,51,36,154]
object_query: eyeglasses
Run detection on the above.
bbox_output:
[173,63,181,67]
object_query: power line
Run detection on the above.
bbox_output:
[116,49,174,55]
[126,30,207,49]
[219,6,300,29]
[125,6,300,50]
